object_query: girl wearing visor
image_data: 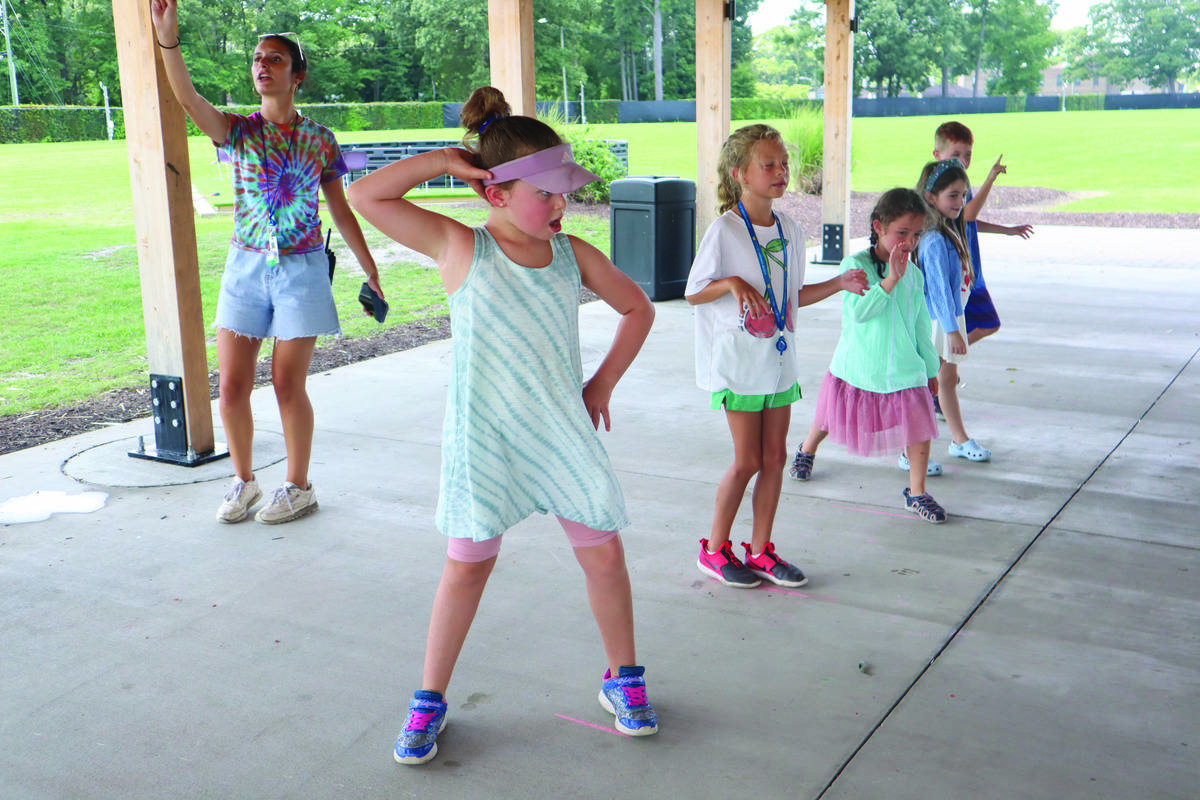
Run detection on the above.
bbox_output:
[349,86,658,764]
[151,0,383,525]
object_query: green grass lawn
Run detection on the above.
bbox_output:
[188,107,1200,212]
[580,109,1200,214]
[0,139,608,417]
[845,109,1200,214]
[1,108,1195,417]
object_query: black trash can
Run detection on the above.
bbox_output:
[609,176,696,301]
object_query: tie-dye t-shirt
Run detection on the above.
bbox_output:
[216,112,347,255]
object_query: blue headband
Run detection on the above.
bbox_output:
[925,158,964,192]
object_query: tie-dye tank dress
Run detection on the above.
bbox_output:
[435,228,630,542]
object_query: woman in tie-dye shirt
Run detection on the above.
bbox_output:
[152,0,382,525]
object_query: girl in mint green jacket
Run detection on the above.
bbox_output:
[789,189,949,523]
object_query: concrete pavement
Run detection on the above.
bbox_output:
[1,224,1197,799]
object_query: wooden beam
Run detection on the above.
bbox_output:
[111,0,214,455]
[820,0,854,262]
[487,0,536,116]
[696,0,732,236]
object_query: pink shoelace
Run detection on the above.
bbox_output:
[621,684,648,706]
[406,709,438,732]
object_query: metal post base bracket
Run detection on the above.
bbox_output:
[812,223,845,265]
[128,438,230,467]
[126,373,230,467]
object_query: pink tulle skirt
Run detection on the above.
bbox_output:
[813,372,939,458]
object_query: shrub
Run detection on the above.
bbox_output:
[753,83,814,101]
[563,135,626,203]
[582,99,619,124]
[1065,93,1104,111]
[0,106,126,143]
[1004,95,1025,113]
[732,97,822,120]
[299,102,443,131]
[784,103,823,195]
[1,102,445,143]
[538,106,627,203]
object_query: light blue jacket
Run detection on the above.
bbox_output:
[918,230,965,333]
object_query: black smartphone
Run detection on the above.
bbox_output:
[359,281,388,323]
[325,228,336,283]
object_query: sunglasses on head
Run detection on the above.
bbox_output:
[257,32,305,64]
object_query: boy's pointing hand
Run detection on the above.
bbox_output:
[988,154,1007,181]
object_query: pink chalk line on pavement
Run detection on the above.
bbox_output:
[760,585,838,602]
[830,503,914,521]
[554,713,631,737]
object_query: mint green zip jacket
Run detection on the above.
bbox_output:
[828,249,941,394]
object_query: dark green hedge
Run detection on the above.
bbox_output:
[2,101,445,143]
[582,100,619,124]
[1064,93,1104,111]
[297,101,444,131]
[183,102,444,137]
[0,106,126,143]
[731,97,822,120]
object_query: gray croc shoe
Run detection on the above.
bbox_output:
[898,452,943,476]
[948,438,991,462]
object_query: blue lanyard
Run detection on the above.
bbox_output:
[735,201,789,354]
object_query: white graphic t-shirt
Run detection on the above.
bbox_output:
[685,208,806,395]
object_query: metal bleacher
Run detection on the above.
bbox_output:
[339,140,468,189]
[338,139,630,190]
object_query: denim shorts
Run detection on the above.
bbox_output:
[214,245,340,340]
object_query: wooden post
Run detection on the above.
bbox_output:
[695,0,732,236]
[819,0,854,263]
[112,0,217,460]
[487,0,536,116]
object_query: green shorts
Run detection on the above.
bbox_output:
[710,382,801,412]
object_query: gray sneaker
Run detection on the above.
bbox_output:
[789,449,815,481]
[255,482,318,524]
[216,477,261,523]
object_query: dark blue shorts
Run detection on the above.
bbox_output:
[964,283,1000,333]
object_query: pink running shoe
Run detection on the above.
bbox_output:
[741,541,809,587]
[697,538,761,588]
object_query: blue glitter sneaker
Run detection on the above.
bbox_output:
[393,690,448,765]
[598,666,659,736]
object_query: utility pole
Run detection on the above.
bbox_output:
[559,25,568,119]
[2,0,18,105]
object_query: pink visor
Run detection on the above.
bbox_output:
[482,143,600,193]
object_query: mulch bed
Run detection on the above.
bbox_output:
[2,189,1194,457]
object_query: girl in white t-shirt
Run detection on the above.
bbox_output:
[685,124,867,589]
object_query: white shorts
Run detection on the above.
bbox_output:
[933,314,969,365]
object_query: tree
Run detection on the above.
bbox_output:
[730,0,761,96]
[598,0,697,101]
[752,5,822,88]
[1060,24,1107,88]
[410,0,490,100]
[927,1,972,97]
[853,0,942,97]
[977,0,1055,95]
[1080,0,1200,94]
[6,0,756,106]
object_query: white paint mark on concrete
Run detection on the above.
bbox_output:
[0,490,109,524]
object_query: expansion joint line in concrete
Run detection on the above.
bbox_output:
[812,344,1200,800]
